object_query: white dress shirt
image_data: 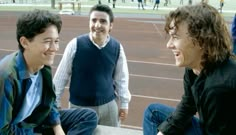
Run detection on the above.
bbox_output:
[53,33,131,109]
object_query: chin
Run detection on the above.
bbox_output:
[45,61,54,66]
[175,62,184,67]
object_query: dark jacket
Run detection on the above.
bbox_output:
[0,51,60,134]
[158,58,236,135]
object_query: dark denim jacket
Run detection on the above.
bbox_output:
[0,51,60,134]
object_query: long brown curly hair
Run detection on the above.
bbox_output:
[164,3,234,74]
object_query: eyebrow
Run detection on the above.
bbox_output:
[168,25,177,34]
[169,25,176,30]
[43,37,59,40]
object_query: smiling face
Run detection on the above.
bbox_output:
[166,20,203,71]
[21,25,59,72]
[89,11,113,45]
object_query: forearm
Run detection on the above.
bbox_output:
[53,124,65,135]
[158,98,196,134]
[157,131,164,135]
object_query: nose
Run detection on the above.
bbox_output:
[95,21,101,27]
[50,42,59,51]
[166,38,174,49]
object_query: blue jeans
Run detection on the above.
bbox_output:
[143,103,202,135]
[35,108,98,135]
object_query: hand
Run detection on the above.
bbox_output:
[157,131,164,135]
[53,124,65,135]
[119,109,128,121]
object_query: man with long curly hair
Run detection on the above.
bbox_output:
[143,3,236,135]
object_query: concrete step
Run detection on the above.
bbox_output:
[35,125,143,135]
[93,125,143,135]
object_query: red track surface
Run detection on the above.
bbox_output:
[0,12,185,130]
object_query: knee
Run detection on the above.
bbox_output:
[83,108,98,122]
[143,103,163,118]
[144,103,156,117]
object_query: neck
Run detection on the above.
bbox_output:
[23,53,43,74]
[90,33,108,46]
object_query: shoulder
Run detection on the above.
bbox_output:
[110,36,120,43]
[0,52,17,78]
[109,36,121,49]
[206,59,236,88]
[76,33,89,40]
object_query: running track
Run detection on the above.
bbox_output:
[0,11,186,130]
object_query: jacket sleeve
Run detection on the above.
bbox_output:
[232,14,236,39]
[0,77,29,134]
[44,100,61,126]
[40,67,61,127]
[158,68,197,134]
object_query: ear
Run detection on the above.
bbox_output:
[19,36,29,49]
[109,23,113,32]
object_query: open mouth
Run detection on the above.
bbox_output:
[173,51,180,57]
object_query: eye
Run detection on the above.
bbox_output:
[172,35,179,40]
[55,40,60,44]
[91,18,96,23]
[100,19,107,24]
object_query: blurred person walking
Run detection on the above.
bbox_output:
[188,0,192,5]
[153,0,160,10]
[164,0,168,6]
[219,0,224,13]
[138,0,145,10]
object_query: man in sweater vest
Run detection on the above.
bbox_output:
[53,4,131,127]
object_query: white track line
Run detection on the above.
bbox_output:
[64,86,181,102]
[0,49,176,67]
[128,60,176,66]
[121,124,143,130]
[132,94,181,102]
[153,23,164,38]
[130,74,182,81]
[1,49,182,82]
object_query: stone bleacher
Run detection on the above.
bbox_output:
[35,125,143,135]
[93,125,143,135]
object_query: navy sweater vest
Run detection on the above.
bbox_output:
[69,34,120,106]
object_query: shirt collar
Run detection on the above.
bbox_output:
[89,32,110,49]
[16,51,30,80]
